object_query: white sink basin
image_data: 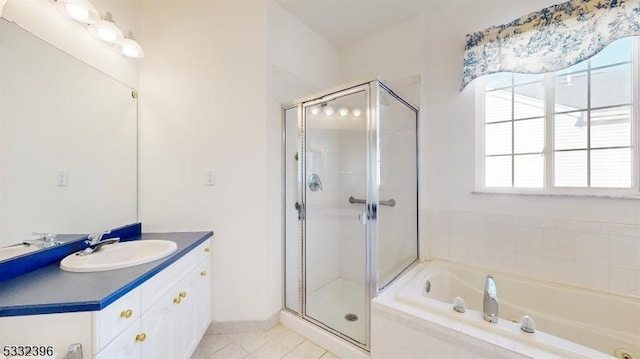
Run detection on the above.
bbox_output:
[60,240,177,272]
[0,244,40,261]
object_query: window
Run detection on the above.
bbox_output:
[477,37,638,194]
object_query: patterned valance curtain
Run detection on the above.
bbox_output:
[461,0,640,90]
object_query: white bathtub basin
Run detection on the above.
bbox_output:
[0,244,39,261]
[60,240,177,272]
[382,260,640,359]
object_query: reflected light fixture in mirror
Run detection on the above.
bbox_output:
[56,0,99,24]
[89,12,123,44]
[120,31,145,58]
[323,106,335,116]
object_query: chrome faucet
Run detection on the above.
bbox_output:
[78,230,119,256]
[483,275,499,323]
[23,232,61,248]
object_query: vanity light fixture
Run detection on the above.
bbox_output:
[120,31,145,58]
[352,108,362,117]
[338,107,349,117]
[89,12,123,44]
[53,0,144,59]
[56,0,99,24]
[310,107,320,115]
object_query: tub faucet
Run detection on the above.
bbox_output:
[483,275,499,323]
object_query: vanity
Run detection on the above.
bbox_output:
[0,231,213,359]
[0,6,213,359]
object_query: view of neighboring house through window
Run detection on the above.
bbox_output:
[478,36,636,193]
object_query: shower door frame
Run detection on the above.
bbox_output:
[281,79,419,352]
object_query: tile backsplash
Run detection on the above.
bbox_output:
[423,209,640,298]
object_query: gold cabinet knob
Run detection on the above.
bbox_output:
[200,271,207,277]
[204,247,211,253]
[179,291,187,298]
[135,333,147,342]
[173,297,182,304]
[120,309,133,319]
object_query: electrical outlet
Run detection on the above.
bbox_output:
[57,170,69,187]
[205,171,215,186]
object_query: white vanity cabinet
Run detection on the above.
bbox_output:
[95,239,212,359]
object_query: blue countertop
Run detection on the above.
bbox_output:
[0,231,213,317]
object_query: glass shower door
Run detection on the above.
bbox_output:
[303,88,368,345]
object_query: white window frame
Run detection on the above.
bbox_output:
[475,37,640,196]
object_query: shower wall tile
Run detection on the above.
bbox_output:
[515,227,544,255]
[556,218,600,233]
[423,209,640,298]
[542,230,574,260]
[428,238,449,260]
[427,217,449,242]
[600,222,640,236]
[517,216,557,229]
[487,223,516,251]
[574,232,608,265]
[609,235,640,270]
[449,220,473,245]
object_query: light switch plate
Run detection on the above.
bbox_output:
[205,171,215,186]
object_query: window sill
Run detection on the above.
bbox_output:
[472,190,640,200]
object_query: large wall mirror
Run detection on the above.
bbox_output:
[0,18,137,258]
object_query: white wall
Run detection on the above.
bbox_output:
[267,0,340,318]
[138,0,271,323]
[339,15,423,85]
[139,0,339,323]
[340,0,640,298]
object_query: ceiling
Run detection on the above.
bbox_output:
[275,0,451,49]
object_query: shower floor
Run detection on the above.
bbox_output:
[306,278,366,344]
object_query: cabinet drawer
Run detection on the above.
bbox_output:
[94,318,142,359]
[141,239,211,313]
[92,287,141,354]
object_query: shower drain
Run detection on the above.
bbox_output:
[344,313,359,322]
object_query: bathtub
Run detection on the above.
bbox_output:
[372,260,640,359]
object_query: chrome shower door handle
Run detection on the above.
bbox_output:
[295,202,305,220]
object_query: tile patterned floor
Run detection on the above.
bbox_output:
[191,324,341,359]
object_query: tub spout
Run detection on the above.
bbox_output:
[483,275,498,323]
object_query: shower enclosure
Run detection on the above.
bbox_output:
[282,79,419,350]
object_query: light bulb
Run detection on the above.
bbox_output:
[98,27,118,42]
[89,13,124,44]
[120,33,145,58]
[352,108,362,117]
[338,107,349,117]
[310,107,320,115]
[324,106,334,116]
[122,43,139,57]
[56,0,99,24]
[66,3,89,22]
